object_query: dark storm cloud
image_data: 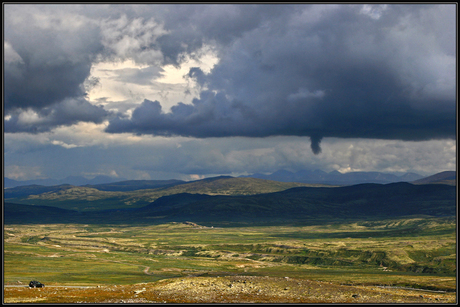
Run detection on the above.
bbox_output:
[106,4,456,153]
[4,5,104,113]
[3,5,111,134]
[151,4,294,65]
[4,98,109,133]
[106,95,264,137]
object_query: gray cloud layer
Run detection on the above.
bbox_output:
[4,5,456,153]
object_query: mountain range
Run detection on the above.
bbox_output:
[4,175,127,189]
[241,169,425,185]
[412,171,456,185]
[3,170,437,189]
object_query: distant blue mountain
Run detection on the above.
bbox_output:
[241,170,424,185]
[3,170,430,189]
[412,171,456,185]
[4,175,127,188]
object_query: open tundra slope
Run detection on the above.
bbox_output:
[4,177,333,212]
[154,176,333,195]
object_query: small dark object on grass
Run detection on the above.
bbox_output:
[29,280,45,288]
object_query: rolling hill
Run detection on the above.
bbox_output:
[4,182,456,225]
[4,176,334,212]
[138,182,456,224]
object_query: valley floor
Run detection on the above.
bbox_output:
[4,218,456,304]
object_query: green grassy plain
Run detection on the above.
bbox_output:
[4,217,456,291]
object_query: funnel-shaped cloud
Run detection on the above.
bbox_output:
[310,136,323,155]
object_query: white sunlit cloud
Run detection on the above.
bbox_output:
[87,45,219,114]
[17,109,46,125]
[4,41,24,64]
[51,140,82,149]
[99,14,168,64]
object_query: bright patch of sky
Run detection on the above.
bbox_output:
[87,46,219,113]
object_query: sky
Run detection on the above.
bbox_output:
[3,4,457,181]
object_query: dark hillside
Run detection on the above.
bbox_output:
[139,182,456,223]
[4,182,456,225]
[138,193,212,213]
[4,202,83,224]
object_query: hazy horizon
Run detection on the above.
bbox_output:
[5,169,455,184]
